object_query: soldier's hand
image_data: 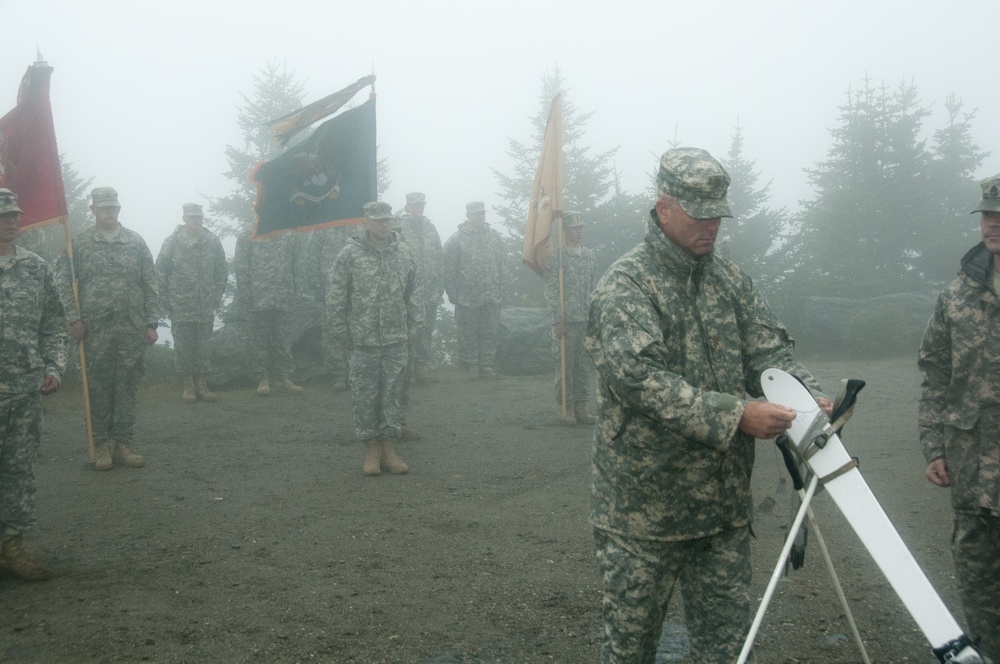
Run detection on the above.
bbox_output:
[68,321,86,340]
[40,375,60,396]
[925,458,950,487]
[145,327,159,345]
[553,322,566,338]
[816,396,833,417]
[739,401,796,439]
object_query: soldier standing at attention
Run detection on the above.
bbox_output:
[156,203,227,403]
[57,187,159,471]
[327,201,422,476]
[0,188,67,579]
[919,173,1000,660]
[585,148,830,662]
[234,227,306,397]
[544,210,598,425]
[396,192,443,384]
[442,201,505,380]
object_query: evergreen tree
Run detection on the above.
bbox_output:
[923,95,989,283]
[717,123,788,292]
[791,78,945,297]
[17,156,93,262]
[207,62,307,240]
[492,68,619,306]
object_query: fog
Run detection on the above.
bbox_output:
[4,0,998,260]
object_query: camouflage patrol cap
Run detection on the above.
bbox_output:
[182,202,204,218]
[656,148,732,219]
[91,187,120,208]
[562,210,584,227]
[0,188,22,215]
[466,201,485,214]
[971,173,1000,214]
[406,192,426,205]
[363,200,394,221]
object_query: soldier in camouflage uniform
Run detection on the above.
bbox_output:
[156,203,227,403]
[919,173,1000,661]
[0,189,68,580]
[305,223,356,389]
[442,201,505,380]
[584,149,829,663]
[327,201,423,476]
[396,192,443,385]
[544,211,598,424]
[234,227,306,396]
[57,187,159,471]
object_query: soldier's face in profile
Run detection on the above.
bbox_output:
[982,211,1000,256]
[0,211,20,244]
[654,196,720,257]
[564,226,584,246]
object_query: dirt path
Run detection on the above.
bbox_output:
[0,357,965,663]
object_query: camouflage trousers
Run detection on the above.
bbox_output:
[322,325,349,384]
[594,526,753,664]
[552,322,594,408]
[248,308,296,381]
[84,331,147,444]
[0,392,42,537]
[349,343,408,442]
[172,320,213,374]
[412,303,438,364]
[952,512,1000,661]
[454,303,499,373]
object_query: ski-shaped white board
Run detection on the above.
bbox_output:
[760,368,965,651]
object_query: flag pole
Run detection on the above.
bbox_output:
[556,219,569,423]
[62,223,95,460]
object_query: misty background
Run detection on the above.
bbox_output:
[4,0,998,358]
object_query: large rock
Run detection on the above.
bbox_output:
[497,307,553,376]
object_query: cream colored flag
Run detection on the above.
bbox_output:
[522,94,562,276]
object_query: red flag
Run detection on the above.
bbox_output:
[522,94,562,276]
[0,63,67,230]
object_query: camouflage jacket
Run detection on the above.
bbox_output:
[919,242,1000,514]
[304,224,358,298]
[442,221,504,307]
[156,225,228,323]
[56,224,160,333]
[544,245,598,324]
[326,231,423,348]
[396,213,444,308]
[234,231,305,312]
[0,246,68,393]
[585,213,822,542]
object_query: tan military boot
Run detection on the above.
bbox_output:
[94,443,113,471]
[181,375,196,403]
[279,378,304,394]
[195,376,217,402]
[574,403,596,425]
[363,440,381,476]
[400,426,421,442]
[381,439,409,475]
[113,443,145,468]
[257,378,271,396]
[0,535,49,581]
